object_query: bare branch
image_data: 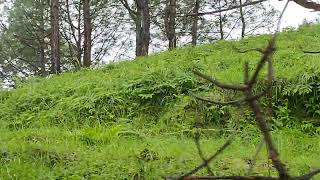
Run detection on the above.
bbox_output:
[194,133,214,176]
[248,0,289,87]
[179,134,235,179]
[244,62,249,85]
[179,171,320,180]
[192,70,248,91]
[168,2,320,180]
[247,39,275,87]
[189,91,245,105]
[183,0,267,17]
[246,137,264,175]
[295,169,320,180]
[182,175,278,179]
[293,0,320,11]
[234,47,265,54]
[119,0,137,20]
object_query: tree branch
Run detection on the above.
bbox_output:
[183,0,267,17]
[192,70,248,91]
[179,134,235,179]
[194,133,214,176]
[119,0,137,20]
[189,91,245,105]
[292,0,320,11]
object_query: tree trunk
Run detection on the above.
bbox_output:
[39,0,46,76]
[218,0,224,40]
[239,0,246,38]
[135,9,143,56]
[164,0,176,49]
[83,0,92,67]
[135,0,150,56]
[77,1,82,66]
[50,0,61,73]
[191,0,200,46]
[141,0,150,56]
[120,0,150,57]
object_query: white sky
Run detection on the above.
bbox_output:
[271,0,320,28]
[0,1,319,28]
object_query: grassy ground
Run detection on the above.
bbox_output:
[1,24,320,179]
[0,127,319,179]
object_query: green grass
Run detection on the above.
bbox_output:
[1,24,320,179]
[0,128,319,179]
[1,24,320,130]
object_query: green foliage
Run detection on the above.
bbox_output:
[79,125,123,145]
[1,25,320,178]
[0,128,318,179]
[1,24,320,132]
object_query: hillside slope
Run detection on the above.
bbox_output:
[0,25,320,179]
[1,24,320,131]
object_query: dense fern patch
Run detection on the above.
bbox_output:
[1,25,320,133]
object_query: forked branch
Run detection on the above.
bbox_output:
[192,70,248,91]
[179,134,235,179]
[180,168,320,179]
[189,91,245,105]
[167,1,320,180]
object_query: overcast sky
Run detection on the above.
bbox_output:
[271,0,320,28]
[1,1,319,31]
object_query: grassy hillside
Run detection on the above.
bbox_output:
[0,25,320,179]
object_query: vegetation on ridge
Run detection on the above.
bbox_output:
[1,24,320,131]
[0,24,319,179]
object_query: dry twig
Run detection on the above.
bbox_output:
[180,134,235,179]
[246,137,265,175]
[194,132,215,176]
[167,1,320,180]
